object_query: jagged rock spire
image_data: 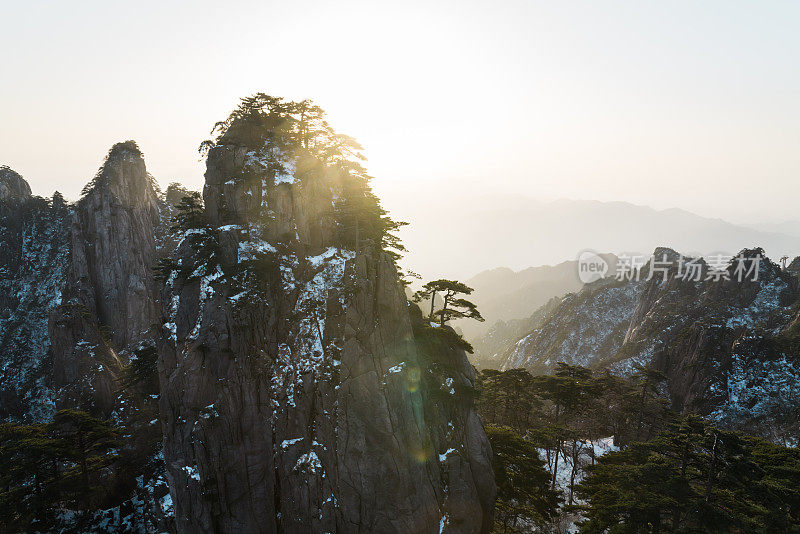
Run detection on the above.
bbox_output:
[0,166,32,201]
[50,140,162,417]
[158,104,496,533]
[69,141,161,349]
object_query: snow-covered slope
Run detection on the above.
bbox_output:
[501,247,800,442]
[0,168,70,422]
[0,155,180,532]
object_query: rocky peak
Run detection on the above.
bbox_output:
[1,101,494,532]
[650,246,682,263]
[787,255,800,275]
[0,171,69,422]
[158,100,495,533]
[67,140,161,349]
[0,166,32,201]
[49,141,162,417]
[202,117,337,253]
[83,141,154,208]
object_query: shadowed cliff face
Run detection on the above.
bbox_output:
[49,142,161,417]
[157,115,495,534]
[0,149,176,530]
[67,143,161,349]
[0,170,69,421]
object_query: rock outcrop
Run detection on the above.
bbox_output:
[64,141,161,349]
[0,165,32,201]
[158,111,495,533]
[502,277,642,374]
[0,104,495,533]
[501,247,800,442]
[0,169,69,421]
[49,141,161,416]
[0,155,178,531]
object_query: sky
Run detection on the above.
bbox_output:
[1,1,799,275]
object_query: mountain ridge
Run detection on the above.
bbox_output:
[0,99,496,533]
[396,196,800,281]
[497,246,800,444]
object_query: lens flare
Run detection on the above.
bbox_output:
[405,366,421,393]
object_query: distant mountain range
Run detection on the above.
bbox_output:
[744,220,800,238]
[397,197,800,281]
[457,256,613,342]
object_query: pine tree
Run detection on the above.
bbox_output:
[199,93,407,258]
[487,425,562,533]
[0,412,123,531]
[576,415,800,533]
[51,410,120,511]
[171,191,205,231]
[51,191,67,212]
[412,279,484,326]
[629,366,668,442]
[0,422,62,529]
[117,345,159,393]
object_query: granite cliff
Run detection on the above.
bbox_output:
[0,98,496,533]
[158,100,495,533]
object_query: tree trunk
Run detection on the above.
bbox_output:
[568,439,579,505]
[78,429,89,510]
[551,445,560,491]
[637,384,647,440]
[704,433,718,502]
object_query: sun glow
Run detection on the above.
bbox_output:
[2,0,799,280]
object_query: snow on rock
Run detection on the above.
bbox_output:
[438,448,457,462]
[281,437,304,448]
[545,437,619,533]
[500,248,800,441]
[182,465,201,482]
[0,189,70,422]
[502,280,641,373]
[294,451,322,474]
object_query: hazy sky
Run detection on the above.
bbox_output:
[2,1,798,233]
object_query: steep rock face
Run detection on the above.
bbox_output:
[49,141,161,416]
[788,255,800,275]
[48,302,126,416]
[502,247,800,441]
[0,170,69,421]
[502,279,641,373]
[0,150,178,532]
[158,118,494,533]
[0,166,32,200]
[470,297,562,369]
[46,143,176,532]
[67,142,161,349]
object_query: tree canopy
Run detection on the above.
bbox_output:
[477,366,800,533]
[576,416,800,533]
[199,93,406,258]
[0,410,121,531]
[413,279,484,326]
[487,425,562,533]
